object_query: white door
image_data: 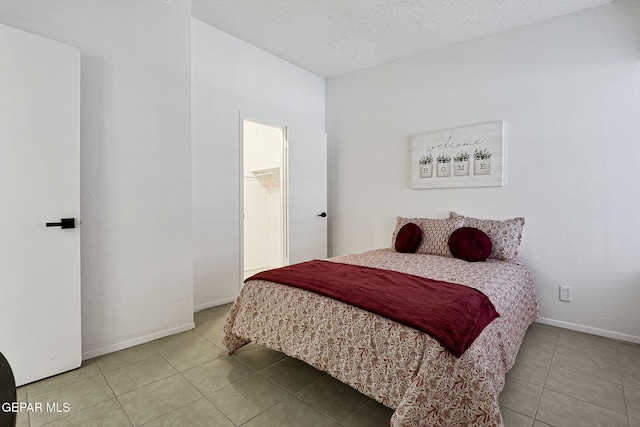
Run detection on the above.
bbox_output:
[288,128,327,263]
[0,24,81,386]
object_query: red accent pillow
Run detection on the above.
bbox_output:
[448,227,492,262]
[394,223,422,253]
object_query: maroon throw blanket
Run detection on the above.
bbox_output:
[247,260,499,357]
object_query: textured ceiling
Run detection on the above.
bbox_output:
[192,0,614,78]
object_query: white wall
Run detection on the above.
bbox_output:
[326,1,640,341]
[0,0,194,358]
[192,19,325,310]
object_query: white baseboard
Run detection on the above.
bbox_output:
[536,317,640,344]
[194,296,237,313]
[84,298,238,360]
[82,322,196,360]
[81,315,637,361]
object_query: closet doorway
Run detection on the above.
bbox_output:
[242,119,288,281]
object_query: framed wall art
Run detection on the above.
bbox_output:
[411,121,504,189]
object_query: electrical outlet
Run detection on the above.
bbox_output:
[559,286,572,302]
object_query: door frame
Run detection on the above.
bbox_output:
[239,115,289,290]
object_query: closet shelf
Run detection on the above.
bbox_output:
[251,167,280,188]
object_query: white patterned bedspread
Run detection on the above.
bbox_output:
[223,249,538,426]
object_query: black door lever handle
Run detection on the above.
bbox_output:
[46,218,75,229]
[317,212,327,218]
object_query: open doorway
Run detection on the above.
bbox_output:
[242,119,288,282]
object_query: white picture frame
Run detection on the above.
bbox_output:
[411,121,504,189]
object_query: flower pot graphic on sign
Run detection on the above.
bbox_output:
[418,154,433,178]
[436,153,452,177]
[453,151,470,176]
[473,148,491,175]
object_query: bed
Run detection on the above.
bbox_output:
[223,214,539,426]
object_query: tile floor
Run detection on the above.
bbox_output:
[13,303,640,427]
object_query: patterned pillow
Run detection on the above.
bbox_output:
[449,212,524,262]
[392,216,464,257]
